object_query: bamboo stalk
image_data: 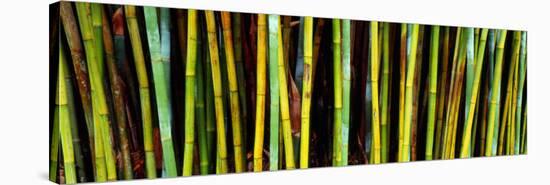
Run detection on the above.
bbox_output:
[205,10,229,173]
[58,44,77,184]
[183,9,198,176]
[278,21,296,169]
[515,31,527,155]
[434,27,450,159]
[193,12,209,174]
[267,14,280,171]
[75,3,116,181]
[101,9,133,179]
[198,13,216,173]
[425,26,440,160]
[59,3,95,168]
[460,29,488,158]
[485,30,507,156]
[300,16,314,168]
[400,24,419,162]
[50,103,60,182]
[379,22,390,163]
[370,21,381,164]
[124,5,156,178]
[397,24,407,160]
[143,7,177,177]
[253,14,268,172]
[341,19,351,166]
[221,12,245,172]
[332,19,343,166]
[232,13,248,163]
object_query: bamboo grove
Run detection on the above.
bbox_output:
[50,2,527,184]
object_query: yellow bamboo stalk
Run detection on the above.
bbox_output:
[205,10,228,174]
[300,16,314,168]
[370,21,381,164]
[221,12,245,172]
[253,14,268,172]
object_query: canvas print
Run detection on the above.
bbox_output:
[50,1,527,184]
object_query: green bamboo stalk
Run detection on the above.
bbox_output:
[332,19,343,166]
[75,3,115,181]
[341,19,351,166]
[460,29,488,158]
[197,12,216,173]
[253,14,268,172]
[515,31,527,154]
[425,25,440,160]
[124,5,156,178]
[58,44,77,184]
[370,21,381,164]
[462,28,475,153]
[379,22,390,163]
[91,4,105,84]
[50,104,60,182]
[300,16,314,168]
[101,10,133,179]
[143,7,178,177]
[221,12,245,172]
[60,41,87,182]
[205,10,229,174]
[520,105,527,154]
[400,24,419,162]
[268,14,280,171]
[183,9,198,176]
[278,22,296,170]
[485,30,507,156]
[194,12,209,174]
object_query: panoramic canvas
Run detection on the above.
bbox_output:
[50,1,527,184]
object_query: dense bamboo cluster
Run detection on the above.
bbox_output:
[51,2,527,184]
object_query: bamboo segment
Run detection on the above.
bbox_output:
[400,24,419,162]
[425,26,440,160]
[253,14,268,172]
[205,11,229,174]
[485,30,507,156]
[194,12,210,175]
[124,5,156,178]
[300,16,314,169]
[50,104,60,182]
[58,42,77,184]
[341,19,351,166]
[379,22,391,163]
[370,21,381,164]
[221,12,245,172]
[183,9,197,176]
[143,7,177,177]
[268,14,280,171]
[278,21,296,170]
[332,19,343,166]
